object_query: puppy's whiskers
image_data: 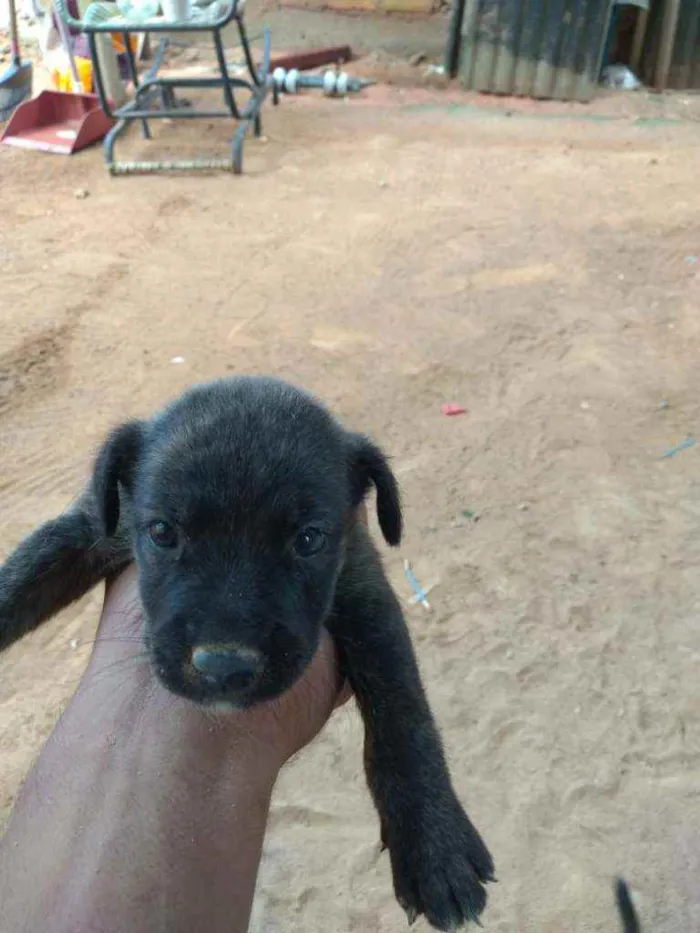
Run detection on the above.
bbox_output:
[85,652,151,684]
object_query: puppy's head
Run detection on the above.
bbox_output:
[92,377,401,708]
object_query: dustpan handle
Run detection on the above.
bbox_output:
[52,0,84,91]
[7,0,22,64]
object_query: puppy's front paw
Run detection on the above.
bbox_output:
[387,792,494,931]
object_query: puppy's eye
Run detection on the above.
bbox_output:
[294,527,326,557]
[148,521,178,549]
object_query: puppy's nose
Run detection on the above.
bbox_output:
[191,644,262,693]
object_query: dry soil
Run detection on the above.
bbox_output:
[2,79,700,933]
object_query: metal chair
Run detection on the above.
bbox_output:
[54,0,276,173]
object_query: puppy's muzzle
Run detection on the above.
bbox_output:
[190,644,263,696]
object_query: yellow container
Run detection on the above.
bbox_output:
[111,34,138,56]
[51,56,93,93]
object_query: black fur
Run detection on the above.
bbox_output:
[0,376,494,929]
[615,878,641,933]
[92,419,144,537]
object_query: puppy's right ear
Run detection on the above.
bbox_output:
[92,421,145,537]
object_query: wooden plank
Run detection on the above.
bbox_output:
[629,6,648,74]
[269,46,352,72]
[655,0,681,90]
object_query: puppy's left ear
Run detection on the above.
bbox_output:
[347,433,402,546]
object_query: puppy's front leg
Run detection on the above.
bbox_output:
[329,525,494,930]
[0,495,131,653]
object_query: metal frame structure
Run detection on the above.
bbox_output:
[55,0,276,174]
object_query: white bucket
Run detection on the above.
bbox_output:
[161,0,191,20]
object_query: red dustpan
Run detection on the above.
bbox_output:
[1,89,114,155]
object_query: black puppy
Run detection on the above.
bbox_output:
[0,376,494,929]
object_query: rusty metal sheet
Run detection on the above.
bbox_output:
[454,0,614,102]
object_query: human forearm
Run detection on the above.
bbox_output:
[2,745,273,933]
[0,632,277,933]
[0,564,342,933]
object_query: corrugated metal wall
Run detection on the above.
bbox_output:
[642,0,700,89]
[455,0,614,102]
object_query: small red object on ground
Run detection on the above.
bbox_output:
[441,403,467,416]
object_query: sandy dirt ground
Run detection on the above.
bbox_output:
[2,67,700,933]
